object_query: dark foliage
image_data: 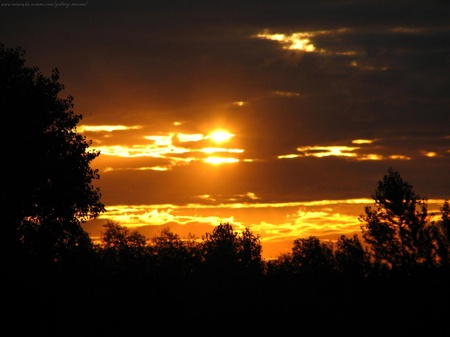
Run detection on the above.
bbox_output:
[0,44,105,266]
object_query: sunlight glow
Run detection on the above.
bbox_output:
[204,157,239,165]
[278,154,299,159]
[82,122,249,171]
[279,144,413,162]
[232,101,246,106]
[389,155,411,160]
[209,130,234,143]
[352,139,373,144]
[246,192,260,200]
[94,144,189,158]
[201,147,243,154]
[256,31,316,52]
[177,133,204,142]
[144,135,173,146]
[91,128,245,170]
[297,145,359,158]
[78,125,142,132]
[357,154,383,161]
[87,197,447,259]
[148,166,169,171]
[255,28,358,56]
[424,151,438,158]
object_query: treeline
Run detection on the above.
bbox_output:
[8,168,450,280]
[3,169,450,335]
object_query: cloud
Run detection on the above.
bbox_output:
[84,197,448,258]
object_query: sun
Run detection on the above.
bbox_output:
[209,130,234,143]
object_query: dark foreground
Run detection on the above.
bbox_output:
[3,265,450,337]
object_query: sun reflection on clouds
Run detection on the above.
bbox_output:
[255,27,403,72]
[299,145,359,158]
[232,101,246,107]
[291,209,361,235]
[256,31,316,52]
[200,148,243,154]
[144,135,173,146]
[352,139,373,144]
[358,154,383,161]
[78,125,143,132]
[85,198,447,259]
[99,205,236,227]
[193,192,261,204]
[176,133,204,142]
[88,198,372,258]
[422,151,438,158]
[204,157,239,165]
[95,144,189,158]
[388,154,411,160]
[278,138,417,161]
[255,28,362,56]
[82,124,245,170]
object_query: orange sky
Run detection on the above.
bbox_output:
[2,1,449,259]
[82,198,446,259]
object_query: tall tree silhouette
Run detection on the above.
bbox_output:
[360,168,434,273]
[0,44,105,264]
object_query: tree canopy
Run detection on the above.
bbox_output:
[360,167,447,273]
[0,44,105,263]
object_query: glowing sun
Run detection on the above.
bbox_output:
[210,130,234,143]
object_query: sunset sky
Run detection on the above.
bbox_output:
[1,1,449,258]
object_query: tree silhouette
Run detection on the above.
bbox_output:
[149,227,201,279]
[432,200,450,268]
[201,222,263,280]
[238,226,264,276]
[291,235,335,278]
[98,220,147,276]
[0,44,105,264]
[335,234,370,278]
[360,168,435,273]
